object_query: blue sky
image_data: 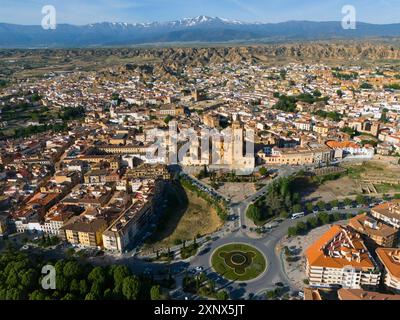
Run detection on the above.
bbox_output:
[0,0,398,25]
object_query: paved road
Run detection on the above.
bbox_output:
[11,162,374,300]
[114,163,370,299]
[184,203,370,299]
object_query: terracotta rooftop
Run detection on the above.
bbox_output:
[338,288,400,300]
[376,248,400,280]
[372,200,400,221]
[349,213,398,238]
[306,225,376,269]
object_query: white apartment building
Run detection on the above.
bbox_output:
[376,248,400,293]
[371,200,400,229]
[306,225,381,289]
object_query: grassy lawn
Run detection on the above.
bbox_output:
[211,243,266,281]
[143,183,223,251]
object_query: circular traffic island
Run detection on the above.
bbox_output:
[211,243,266,281]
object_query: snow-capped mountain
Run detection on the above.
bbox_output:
[87,16,245,29]
[2,16,400,47]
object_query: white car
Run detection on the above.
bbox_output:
[195,266,204,272]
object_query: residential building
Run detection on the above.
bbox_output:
[348,213,398,247]
[371,200,400,229]
[338,288,400,300]
[376,248,400,293]
[305,225,381,289]
[61,214,108,248]
[42,204,84,236]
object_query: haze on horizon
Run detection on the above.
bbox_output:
[0,0,399,26]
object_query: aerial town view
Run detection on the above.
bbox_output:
[1,0,400,311]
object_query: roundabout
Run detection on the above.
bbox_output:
[211,243,267,281]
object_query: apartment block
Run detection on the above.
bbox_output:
[348,213,398,247]
[61,215,108,248]
[305,225,381,289]
[338,288,400,300]
[376,248,400,293]
[371,200,400,229]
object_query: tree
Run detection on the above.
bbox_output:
[317,212,330,225]
[150,285,161,300]
[63,260,82,279]
[333,212,342,222]
[246,204,262,223]
[280,210,289,219]
[356,195,366,205]
[316,201,326,211]
[313,89,322,97]
[79,279,88,297]
[88,267,106,285]
[5,288,23,300]
[21,269,38,290]
[6,271,19,288]
[164,115,173,124]
[330,199,339,209]
[122,276,141,300]
[344,198,353,207]
[29,290,47,300]
[55,274,69,292]
[61,293,75,300]
[85,292,97,300]
[103,288,114,300]
[216,290,230,300]
[288,226,298,237]
[296,221,307,234]
[113,265,131,294]
[90,281,103,300]
[207,279,216,292]
[266,290,278,300]
[305,202,314,213]
[292,204,303,213]
[70,279,80,295]
[259,167,268,176]
[110,93,120,101]
[360,82,373,90]
[307,217,319,229]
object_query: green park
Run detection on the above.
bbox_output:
[211,243,266,281]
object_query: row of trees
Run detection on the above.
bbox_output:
[0,248,166,300]
[180,176,228,221]
[247,177,301,225]
[288,212,352,237]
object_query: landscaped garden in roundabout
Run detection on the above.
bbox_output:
[211,243,267,281]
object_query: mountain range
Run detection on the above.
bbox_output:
[2,16,400,48]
